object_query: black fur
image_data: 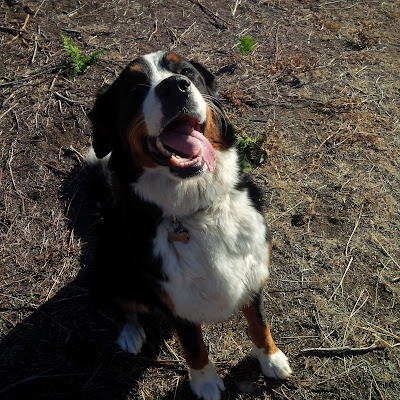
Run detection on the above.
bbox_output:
[92,182,165,310]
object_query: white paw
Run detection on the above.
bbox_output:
[116,319,146,355]
[252,346,292,379]
[189,361,225,400]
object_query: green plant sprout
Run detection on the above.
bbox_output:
[61,35,107,78]
[235,122,266,170]
[236,36,257,56]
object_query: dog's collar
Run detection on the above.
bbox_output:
[167,217,189,244]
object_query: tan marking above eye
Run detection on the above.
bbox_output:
[166,53,181,64]
[129,62,142,72]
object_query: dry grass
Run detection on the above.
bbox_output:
[1,0,399,399]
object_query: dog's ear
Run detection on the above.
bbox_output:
[190,60,217,95]
[88,85,116,159]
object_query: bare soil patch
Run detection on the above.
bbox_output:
[1,1,399,399]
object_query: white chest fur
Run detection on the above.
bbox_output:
[153,189,270,323]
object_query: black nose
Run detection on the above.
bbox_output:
[155,76,191,98]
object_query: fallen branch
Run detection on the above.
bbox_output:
[54,92,89,105]
[300,344,382,357]
[0,65,64,88]
[194,0,230,26]
[0,26,26,35]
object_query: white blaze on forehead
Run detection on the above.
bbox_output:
[142,51,173,85]
[141,51,207,137]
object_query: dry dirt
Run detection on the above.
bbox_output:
[1,1,399,399]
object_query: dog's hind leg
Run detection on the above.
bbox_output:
[174,318,225,400]
[116,312,146,355]
[242,291,292,380]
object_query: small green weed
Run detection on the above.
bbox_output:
[236,36,257,56]
[235,123,266,170]
[61,35,107,78]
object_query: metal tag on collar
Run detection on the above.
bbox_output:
[168,217,189,244]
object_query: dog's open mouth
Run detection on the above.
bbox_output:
[147,114,216,177]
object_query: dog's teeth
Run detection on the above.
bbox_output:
[196,147,203,158]
[170,155,201,168]
[156,137,172,157]
[171,155,181,166]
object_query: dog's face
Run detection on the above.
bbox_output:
[89,51,234,180]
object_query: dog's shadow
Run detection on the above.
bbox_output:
[0,162,287,400]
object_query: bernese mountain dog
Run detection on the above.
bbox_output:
[86,50,292,400]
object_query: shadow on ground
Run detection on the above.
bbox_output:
[0,294,287,400]
[0,165,288,400]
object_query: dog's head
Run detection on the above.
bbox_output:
[89,51,235,181]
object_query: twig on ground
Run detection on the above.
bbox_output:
[53,91,89,105]
[66,4,85,17]
[147,18,158,42]
[328,256,353,302]
[8,142,28,212]
[367,363,386,400]
[0,65,64,88]
[6,14,31,44]
[65,145,84,161]
[231,0,241,16]
[292,152,324,175]
[82,363,103,390]
[328,205,364,301]
[0,26,25,35]
[372,235,400,271]
[45,259,69,301]
[60,28,82,36]
[30,35,38,64]
[270,200,306,223]
[21,14,30,31]
[0,102,19,120]
[291,158,314,175]
[164,340,183,362]
[345,204,364,257]
[180,22,196,39]
[342,288,369,345]
[163,18,178,49]
[360,322,400,344]
[34,0,48,17]
[300,344,381,357]
[195,0,231,26]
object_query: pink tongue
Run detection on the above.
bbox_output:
[159,126,216,171]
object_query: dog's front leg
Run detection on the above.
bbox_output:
[242,292,292,380]
[174,318,225,400]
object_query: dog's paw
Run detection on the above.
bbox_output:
[189,361,225,400]
[252,346,292,380]
[116,320,146,355]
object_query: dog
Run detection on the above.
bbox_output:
[86,50,292,400]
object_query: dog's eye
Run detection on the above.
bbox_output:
[181,68,193,77]
[130,84,139,93]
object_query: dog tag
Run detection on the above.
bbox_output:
[168,218,189,244]
[168,229,190,244]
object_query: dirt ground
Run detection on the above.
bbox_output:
[1,0,399,399]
